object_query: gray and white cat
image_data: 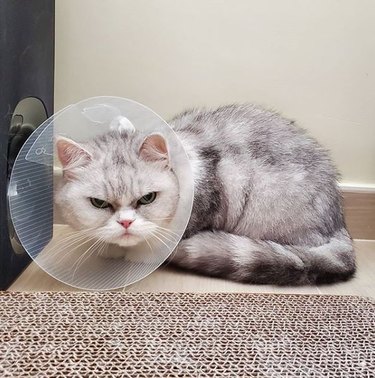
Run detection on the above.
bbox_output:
[55,104,356,285]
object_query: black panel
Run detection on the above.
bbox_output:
[0,0,55,289]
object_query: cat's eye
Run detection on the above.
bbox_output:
[90,197,111,209]
[137,192,157,206]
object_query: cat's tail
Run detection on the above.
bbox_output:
[170,229,356,285]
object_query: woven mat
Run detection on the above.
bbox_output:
[0,293,374,377]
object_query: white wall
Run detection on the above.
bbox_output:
[55,0,375,186]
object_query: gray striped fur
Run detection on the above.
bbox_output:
[169,104,355,285]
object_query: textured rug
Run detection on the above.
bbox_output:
[0,292,374,377]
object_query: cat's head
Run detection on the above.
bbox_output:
[54,130,179,247]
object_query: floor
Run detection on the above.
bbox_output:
[8,240,375,298]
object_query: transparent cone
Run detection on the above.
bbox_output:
[8,97,194,290]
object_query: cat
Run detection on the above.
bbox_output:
[55,104,356,285]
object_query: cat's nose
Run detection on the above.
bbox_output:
[118,219,134,229]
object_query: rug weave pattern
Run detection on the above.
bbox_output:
[0,292,374,377]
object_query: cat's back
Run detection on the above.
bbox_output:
[170,104,304,146]
[169,104,332,173]
[169,104,340,240]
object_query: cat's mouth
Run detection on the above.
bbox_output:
[120,229,143,241]
[122,232,133,238]
[114,232,142,247]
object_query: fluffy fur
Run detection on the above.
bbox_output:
[55,132,179,248]
[55,104,356,285]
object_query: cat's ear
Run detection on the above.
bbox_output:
[55,136,92,178]
[139,134,169,167]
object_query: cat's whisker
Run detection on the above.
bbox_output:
[148,231,170,250]
[147,236,163,262]
[46,229,94,249]
[92,237,108,258]
[50,240,93,268]
[142,235,156,260]
[52,234,99,266]
[146,230,179,266]
[48,228,99,246]
[142,235,153,252]
[46,230,95,245]
[70,239,100,272]
[41,231,95,262]
[142,225,183,240]
[155,226,181,237]
[142,225,179,237]
[141,229,170,241]
[157,230,180,242]
[52,227,96,242]
[153,229,178,244]
[98,241,109,257]
[147,226,180,242]
[57,227,97,235]
[76,239,105,271]
[71,238,104,280]
[162,244,179,267]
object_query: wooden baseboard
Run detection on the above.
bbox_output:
[342,190,375,240]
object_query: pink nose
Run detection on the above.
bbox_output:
[118,219,134,229]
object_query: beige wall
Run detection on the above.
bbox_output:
[55,0,375,186]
